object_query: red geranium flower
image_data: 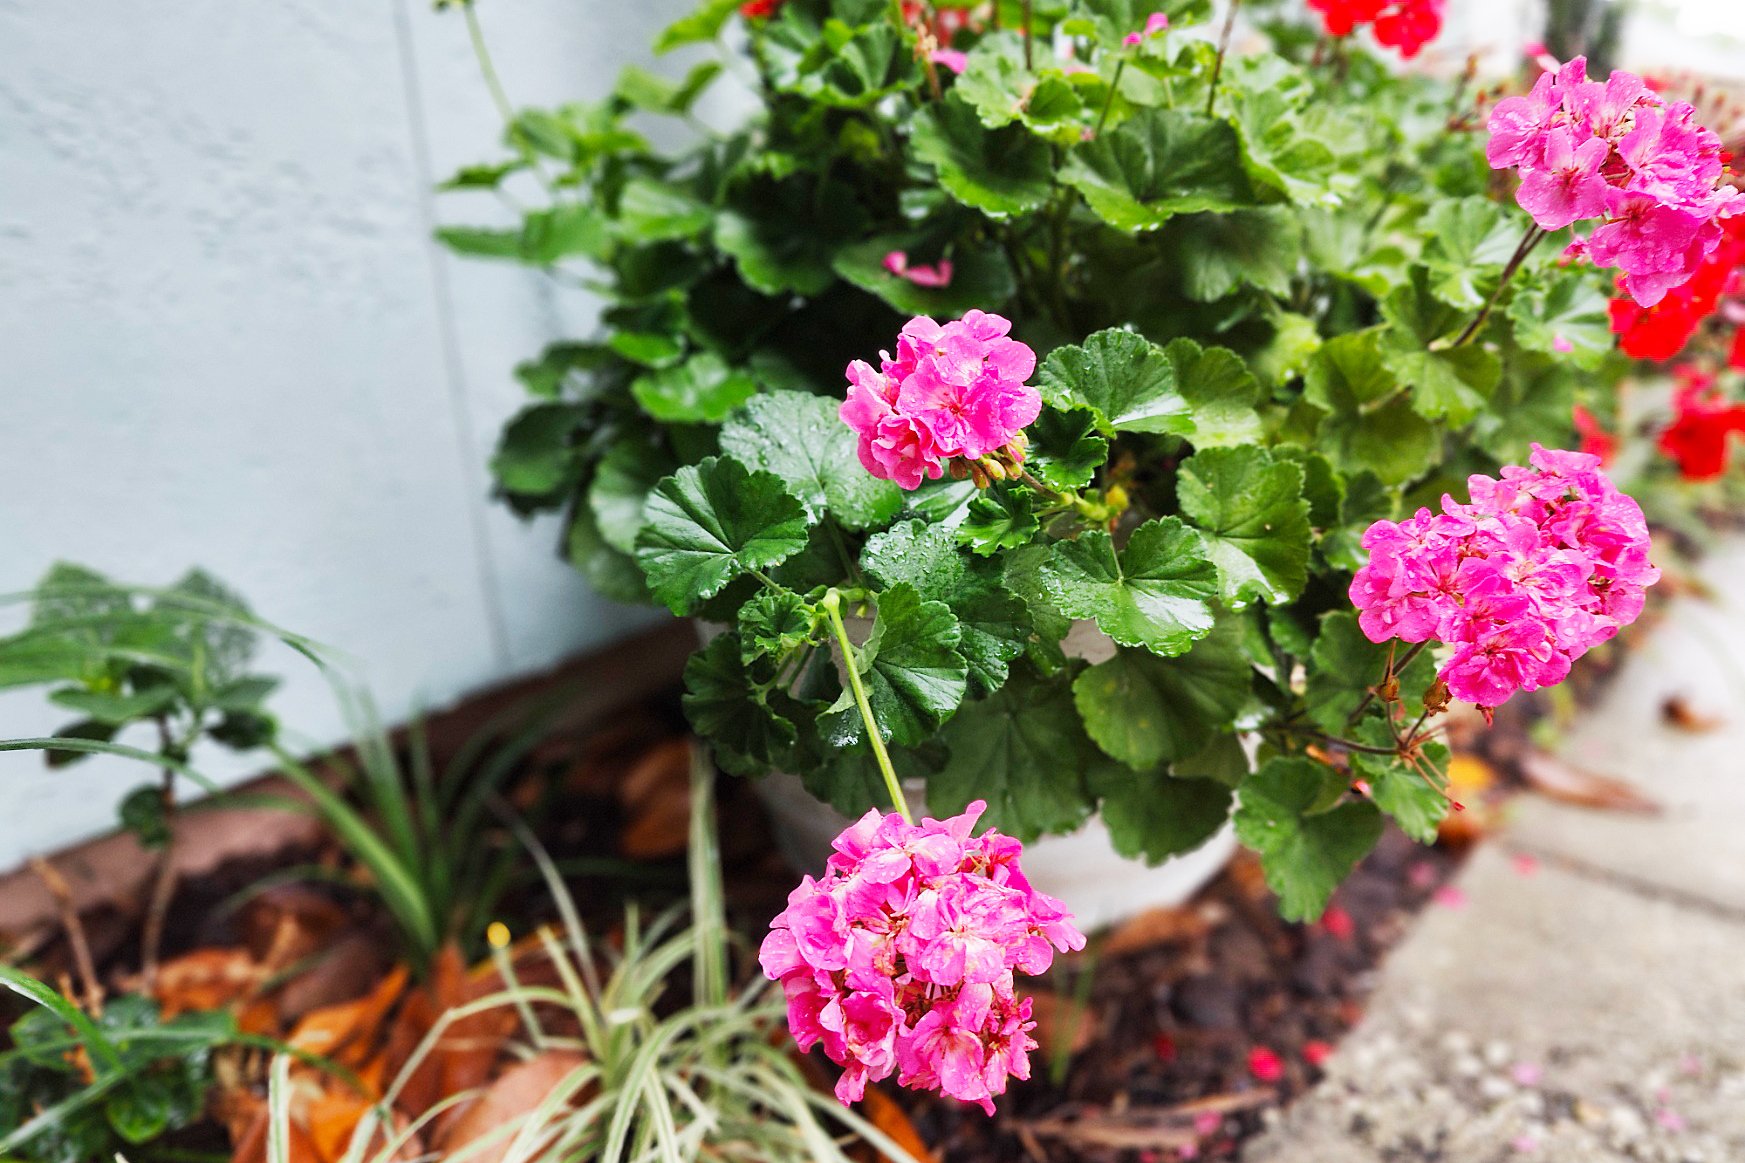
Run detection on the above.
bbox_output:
[1658,367,1745,480]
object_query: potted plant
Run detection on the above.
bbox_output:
[434,0,1724,937]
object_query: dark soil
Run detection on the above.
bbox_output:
[4,676,1467,1163]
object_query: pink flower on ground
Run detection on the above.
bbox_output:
[840,313,1041,488]
[1348,446,1657,716]
[761,801,1084,1111]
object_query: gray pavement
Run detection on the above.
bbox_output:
[1244,540,1745,1163]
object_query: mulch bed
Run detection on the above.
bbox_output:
[0,667,1472,1163]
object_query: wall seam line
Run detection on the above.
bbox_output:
[389,0,513,673]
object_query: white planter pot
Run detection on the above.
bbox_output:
[699,617,1239,931]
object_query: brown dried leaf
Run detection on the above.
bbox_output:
[1101,902,1223,957]
[228,1104,322,1163]
[276,931,393,1025]
[1520,750,1659,814]
[433,1051,588,1163]
[153,948,261,1019]
[285,964,408,1064]
[1662,693,1725,732]
[618,783,692,859]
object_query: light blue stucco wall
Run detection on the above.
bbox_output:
[0,0,714,867]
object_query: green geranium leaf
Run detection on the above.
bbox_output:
[838,584,969,746]
[1165,337,1266,447]
[1506,273,1614,371]
[1303,610,1438,733]
[566,502,652,605]
[833,235,1017,317]
[654,0,741,52]
[1174,732,1251,787]
[1038,328,1187,436]
[1421,197,1520,308]
[1061,109,1250,232]
[1177,445,1312,607]
[1303,330,1438,485]
[1382,341,1499,427]
[957,488,1039,556]
[590,436,679,555]
[1090,762,1234,864]
[491,404,585,498]
[519,204,610,264]
[953,34,1029,128]
[632,352,760,423]
[863,521,1029,697]
[1354,735,1450,845]
[715,179,867,296]
[617,176,712,241]
[929,667,1106,841]
[738,588,817,665]
[682,634,800,776]
[634,457,812,614]
[1026,406,1108,491]
[719,390,904,529]
[1177,207,1300,301]
[1038,518,1218,657]
[1235,756,1383,921]
[911,95,1052,220]
[1072,618,1250,768]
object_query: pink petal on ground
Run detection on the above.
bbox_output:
[1247,1045,1284,1083]
[1511,1061,1542,1086]
[1513,853,1540,876]
[1655,1107,1687,1132]
[1434,885,1469,909]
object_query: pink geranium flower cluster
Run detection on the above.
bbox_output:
[841,312,1041,490]
[1487,57,1743,306]
[759,800,1085,1111]
[1349,445,1658,713]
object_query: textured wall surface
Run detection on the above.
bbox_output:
[0,0,696,867]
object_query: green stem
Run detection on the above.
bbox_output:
[1206,0,1241,117]
[463,2,516,127]
[1344,639,1428,726]
[1093,59,1125,138]
[1451,225,1546,347]
[822,590,912,825]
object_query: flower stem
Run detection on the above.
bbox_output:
[1206,0,1241,117]
[1022,0,1034,69]
[1451,225,1547,347]
[1094,59,1125,138]
[822,590,913,825]
[1345,639,1428,726]
[463,2,516,128]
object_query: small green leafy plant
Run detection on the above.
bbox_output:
[438,0,1639,921]
[0,968,236,1163]
[0,564,562,977]
[294,749,922,1163]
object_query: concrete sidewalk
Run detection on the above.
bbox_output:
[1244,541,1745,1163]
